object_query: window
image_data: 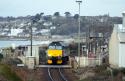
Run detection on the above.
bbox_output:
[55,46,62,50]
[49,46,55,49]
[48,46,62,50]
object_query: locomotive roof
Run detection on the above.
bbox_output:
[49,41,68,47]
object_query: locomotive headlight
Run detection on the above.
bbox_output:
[47,54,52,59]
[48,54,52,57]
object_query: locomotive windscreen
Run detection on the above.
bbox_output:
[48,42,62,50]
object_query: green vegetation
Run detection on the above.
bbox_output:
[120,68,125,75]
[94,64,110,75]
[77,65,111,81]
[0,53,3,61]
[10,58,23,65]
[112,68,119,76]
[0,64,22,81]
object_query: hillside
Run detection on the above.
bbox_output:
[0,12,122,37]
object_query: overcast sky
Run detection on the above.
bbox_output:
[0,0,125,17]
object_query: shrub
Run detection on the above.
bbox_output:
[0,64,22,81]
[112,69,119,76]
[0,53,3,61]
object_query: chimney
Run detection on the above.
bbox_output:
[122,11,125,28]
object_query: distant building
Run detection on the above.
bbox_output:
[36,29,50,35]
[9,28,23,36]
[43,22,52,26]
[109,11,125,68]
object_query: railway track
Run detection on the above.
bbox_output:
[48,68,68,81]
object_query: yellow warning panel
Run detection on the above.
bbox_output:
[47,50,62,57]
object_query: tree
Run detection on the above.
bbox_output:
[64,12,71,17]
[0,53,3,61]
[53,12,60,17]
[34,13,41,21]
[31,13,40,24]
[40,12,44,17]
[74,14,79,20]
[43,15,52,22]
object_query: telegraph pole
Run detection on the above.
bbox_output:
[30,23,33,56]
[76,0,82,68]
[28,22,32,56]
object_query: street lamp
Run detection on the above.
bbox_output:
[76,0,82,68]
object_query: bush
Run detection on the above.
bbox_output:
[0,53,3,61]
[11,58,23,65]
[112,69,119,76]
[1,58,22,65]
[120,68,125,75]
[94,64,107,73]
[0,64,22,81]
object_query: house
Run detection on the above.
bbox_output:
[8,28,23,36]
[109,11,125,68]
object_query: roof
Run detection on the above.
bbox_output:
[118,32,125,43]
[118,24,125,42]
[117,24,125,32]
[49,41,69,47]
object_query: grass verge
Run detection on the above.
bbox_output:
[0,63,22,81]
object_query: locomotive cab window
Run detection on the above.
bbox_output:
[48,46,55,49]
[55,46,62,50]
[48,45,62,50]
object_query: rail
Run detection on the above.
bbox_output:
[48,68,68,81]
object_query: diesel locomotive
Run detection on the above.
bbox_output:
[46,41,69,64]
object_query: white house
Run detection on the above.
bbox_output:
[109,11,125,68]
[9,28,23,36]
